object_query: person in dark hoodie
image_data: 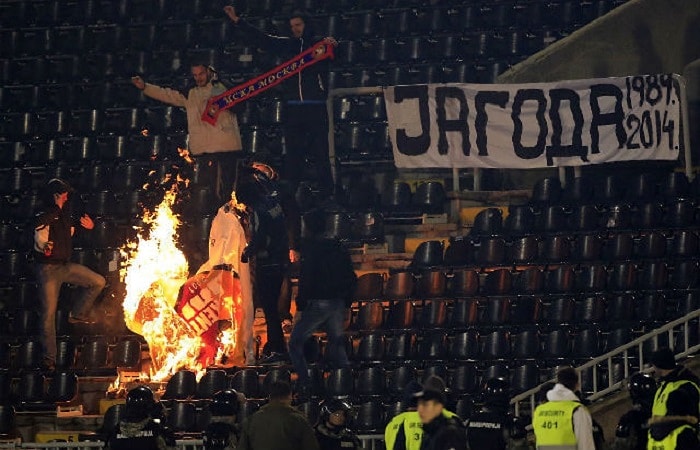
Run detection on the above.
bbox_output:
[224,5,338,199]
[314,398,361,450]
[414,376,468,450]
[649,348,700,422]
[287,208,357,397]
[611,373,657,450]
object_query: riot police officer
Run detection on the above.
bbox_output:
[314,398,361,450]
[611,373,656,450]
[107,385,176,450]
[204,389,243,450]
[466,378,529,450]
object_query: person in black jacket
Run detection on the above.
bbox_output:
[647,391,700,450]
[414,376,468,450]
[287,209,356,396]
[108,386,176,450]
[611,372,656,450]
[33,178,106,371]
[224,5,338,199]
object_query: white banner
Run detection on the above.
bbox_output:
[384,74,682,169]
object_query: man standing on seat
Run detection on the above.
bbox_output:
[224,6,338,200]
[131,63,243,201]
[33,178,106,372]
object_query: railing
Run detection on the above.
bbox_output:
[511,308,700,417]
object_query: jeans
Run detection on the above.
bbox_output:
[256,264,285,354]
[35,262,106,363]
[288,298,349,384]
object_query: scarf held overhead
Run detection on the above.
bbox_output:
[202,40,335,125]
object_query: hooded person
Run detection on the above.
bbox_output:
[533,367,596,450]
[414,376,468,450]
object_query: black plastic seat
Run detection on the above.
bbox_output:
[602,203,633,230]
[470,208,503,236]
[46,369,79,403]
[355,366,386,397]
[510,296,543,325]
[415,270,447,299]
[568,205,600,231]
[481,330,511,360]
[447,269,479,297]
[638,262,669,291]
[354,302,384,331]
[512,362,540,393]
[444,237,474,267]
[111,337,141,370]
[449,363,478,394]
[387,365,417,396]
[504,205,536,235]
[545,265,576,293]
[575,296,606,324]
[658,172,690,199]
[230,369,259,399]
[536,206,568,232]
[100,404,125,437]
[163,370,197,400]
[633,202,665,229]
[296,401,320,426]
[454,395,474,421]
[562,176,595,204]
[542,330,571,359]
[664,199,696,228]
[636,232,668,259]
[76,336,111,375]
[326,367,354,398]
[576,264,608,293]
[635,292,667,324]
[15,339,44,371]
[513,268,544,295]
[605,232,635,261]
[354,401,384,433]
[196,369,228,399]
[574,233,603,261]
[482,364,510,383]
[670,230,699,258]
[539,235,572,263]
[545,297,575,324]
[508,235,539,264]
[354,273,384,302]
[354,332,385,363]
[449,330,480,361]
[595,175,625,204]
[607,294,635,322]
[386,300,414,330]
[608,262,638,292]
[512,329,540,359]
[413,182,445,215]
[482,298,512,326]
[670,261,700,290]
[572,327,601,358]
[10,308,40,336]
[531,177,562,205]
[450,298,479,328]
[17,369,46,406]
[412,240,444,268]
[483,269,512,295]
[417,299,448,328]
[167,401,197,433]
[418,332,447,360]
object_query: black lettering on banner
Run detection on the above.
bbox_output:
[475,91,509,156]
[394,85,431,156]
[436,87,469,155]
[546,88,589,165]
[511,89,547,160]
[590,84,626,154]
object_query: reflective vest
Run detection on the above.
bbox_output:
[652,380,700,417]
[533,400,582,450]
[384,410,458,450]
[647,424,695,450]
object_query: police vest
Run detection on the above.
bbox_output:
[652,380,700,417]
[647,424,695,450]
[533,400,582,450]
[384,410,458,450]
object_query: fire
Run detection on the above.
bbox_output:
[119,188,202,381]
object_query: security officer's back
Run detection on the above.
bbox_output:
[108,386,176,450]
[467,378,529,450]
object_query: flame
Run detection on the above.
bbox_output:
[119,188,203,381]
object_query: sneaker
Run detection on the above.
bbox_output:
[258,352,289,365]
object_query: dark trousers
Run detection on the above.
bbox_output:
[289,299,349,384]
[283,103,334,198]
[256,264,286,354]
[194,151,247,202]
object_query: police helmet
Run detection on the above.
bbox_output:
[481,377,511,405]
[125,385,156,420]
[203,421,233,450]
[628,373,656,406]
[320,398,353,424]
[210,389,241,416]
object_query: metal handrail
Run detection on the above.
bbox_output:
[511,308,700,417]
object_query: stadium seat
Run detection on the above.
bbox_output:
[638,262,668,291]
[384,332,415,362]
[444,238,474,267]
[508,235,539,264]
[163,370,197,400]
[607,294,635,322]
[471,208,504,237]
[355,366,385,397]
[15,339,44,371]
[450,298,479,328]
[670,230,699,258]
[449,330,479,361]
[261,369,291,397]
[542,330,571,359]
[545,297,575,325]
[568,204,600,231]
[512,362,540,393]
[354,302,384,331]
[512,268,544,295]
[230,369,259,399]
[572,327,601,358]
[326,367,354,398]
[449,363,479,394]
[354,401,384,433]
[55,338,77,369]
[635,292,666,324]
[573,233,603,262]
[482,297,512,326]
[474,237,506,266]
[545,265,576,293]
[536,206,569,233]
[574,296,606,324]
[481,330,511,360]
[504,205,537,236]
[658,172,690,199]
[602,204,632,230]
[539,235,572,263]
[576,264,607,293]
[669,261,700,290]
[46,369,79,403]
[511,296,543,325]
[112,337,141,370]
[608,262,637,292]
[167,401,197,433]
[418,332,447,361]
[562,176,595,204]
[664,199,696,228]
[512,329,540,359]
[605,232,634,261]
[386,365,417,396]
[353,332,385,363]
[417,299,448,328]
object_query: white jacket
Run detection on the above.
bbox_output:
[197,202,254,365]
[143,82,242,155]
[546,383,596,450]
